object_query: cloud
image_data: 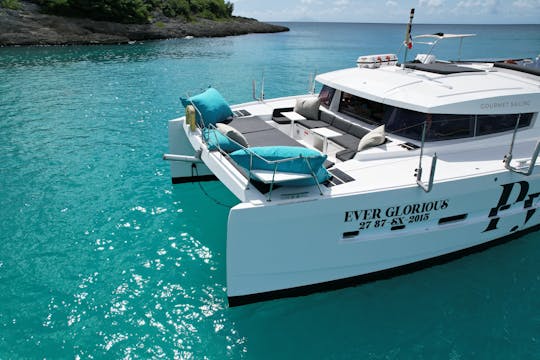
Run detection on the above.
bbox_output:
[419,0,444,7]
[334,0,350,7]
[456,0,500,14]
[512,0,540,8]
[418,0,444,14]
[385,0,398,6]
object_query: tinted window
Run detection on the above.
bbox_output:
[319,85,336,108]
[336,92,533,141]
[384,107,424,140]
[339,92,384,125]
[428,114,474,140]
[476,113,533,136]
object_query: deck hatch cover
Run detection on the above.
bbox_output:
[233,109,252,117]
[404,63,483,74]
[327,168,355,187]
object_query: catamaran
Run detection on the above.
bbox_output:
[164,11,540,306]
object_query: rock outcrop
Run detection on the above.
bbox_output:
[0,1,289,46]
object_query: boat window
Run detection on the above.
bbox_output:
[339,92,385,125]
[336,92,533,141]
[319,85,336,108]
[384,107,424,139]
[387,110,475,141]
[427,114,475,140]
[476,113,533,136]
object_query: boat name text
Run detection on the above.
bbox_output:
[480,100,530,110]
[344,199,449,225]
[484,180,539,233]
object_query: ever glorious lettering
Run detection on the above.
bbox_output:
[344,199,449,222]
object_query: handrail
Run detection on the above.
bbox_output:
[416,153,438,192]
[503,115,539,176]
[264,154,323,201]
[242,147,325,201]
[415,121,437,192]
[504,142,540,176]
[252,72,265,101]
[308,70,317,94]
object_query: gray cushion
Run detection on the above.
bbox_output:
[216,123,249,147]
[331,134,361,150]
[227,116,274,133]
[349,125,370,138]
[357,125,385,151]
[332,117,352,132]
[272,107,294,124]
[294,97,320,120]
[336,149,357,161]
[243,128,304,147]
[320,112,336,125]
[272,116,291,125]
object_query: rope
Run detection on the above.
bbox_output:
[191,164,235,209]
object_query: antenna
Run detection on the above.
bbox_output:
[403,8,415,66]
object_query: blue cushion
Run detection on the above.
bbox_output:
[203,129,242,152]
[181,88,233,127]
[293,166,331,186]
[230,146,331,185]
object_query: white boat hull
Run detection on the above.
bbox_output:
[227,170,540,305]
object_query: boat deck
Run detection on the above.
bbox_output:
[216,98,539,204]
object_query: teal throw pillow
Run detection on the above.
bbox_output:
[203,128,242,153]
[230,146,331,185]
[181,88,233,127]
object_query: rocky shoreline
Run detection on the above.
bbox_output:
[0,1,289,46]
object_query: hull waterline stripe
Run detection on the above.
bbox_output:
[228,223,540,307]
[172,175,218,184]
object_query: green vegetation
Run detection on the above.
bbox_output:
[0,0,21,10]
[32,0,234,24]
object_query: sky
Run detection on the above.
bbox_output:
[231,0,540,24]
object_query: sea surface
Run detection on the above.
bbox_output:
[1,22,540,359]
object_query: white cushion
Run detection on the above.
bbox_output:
[294,97,320,120]
[357,125,385,151]
[216,123,249,148]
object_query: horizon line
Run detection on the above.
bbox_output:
[261,20,540,26]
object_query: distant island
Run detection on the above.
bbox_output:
[0,0,289,46]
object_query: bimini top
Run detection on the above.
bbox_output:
[315,60,540,115]
[414,33,476,42]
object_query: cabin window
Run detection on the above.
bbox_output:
[335,92,533,141]
[427,114,475,140]
[339,92,385,125]
[387,111,532,141]
[384,107,424,139]
[476,113,533,136]
[319,86,336,108]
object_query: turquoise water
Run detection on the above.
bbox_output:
[1,22,540,359]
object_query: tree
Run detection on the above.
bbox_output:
[32,0,234,24]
